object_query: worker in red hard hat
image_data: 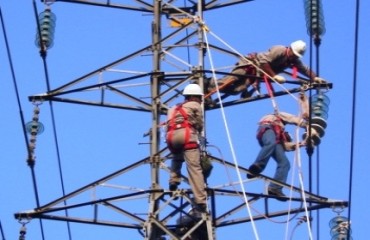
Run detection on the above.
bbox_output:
[205,40,327,100]
[166,83,208,216]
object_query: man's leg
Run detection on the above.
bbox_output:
[204,68,247,98]
[269,144,290,190]
[169,153,183,190]
[184,148,207,206]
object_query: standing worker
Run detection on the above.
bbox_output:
[206,40,327,99]
[166,83,207,214]
[247,111,307,200]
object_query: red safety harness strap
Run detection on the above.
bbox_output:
[167,103,198,153]
[257,119,285,144]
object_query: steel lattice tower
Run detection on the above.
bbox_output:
[15,0,346,239]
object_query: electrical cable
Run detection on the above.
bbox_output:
[0,4,46,240]
[347,0,361,236]
[289,216,312,240]
[0,219,5,240]
[32,0,73,239]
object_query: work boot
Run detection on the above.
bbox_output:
[246,164,262,179]
[204,97,216,108]
[169,182,180,191]
[191,204,207,219]
[267,188,287,202]
[240,89,255,99]
[196,203,207,213]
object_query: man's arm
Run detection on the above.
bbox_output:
[278,112,307,127]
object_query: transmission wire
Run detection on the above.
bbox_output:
[347,0,360,234]
[0,220,5,240]
[0,4,47,240]
[32,0,73,239]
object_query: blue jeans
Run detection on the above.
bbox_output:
[253,127,290,190]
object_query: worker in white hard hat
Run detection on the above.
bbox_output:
[205,40,327,100]
[166,83,208,216]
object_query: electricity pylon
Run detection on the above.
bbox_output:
[15,0,345,239]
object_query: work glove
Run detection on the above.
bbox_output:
[273,75,286,83]
[283,142,296,152]
[299,119,308,128]
[303,128,322,146]
[313,77,327,83]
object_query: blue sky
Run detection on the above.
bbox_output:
[1,0,369,239]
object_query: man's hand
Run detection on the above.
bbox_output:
[314,77,327,83]
[273,75,286,83]
[283,142,296,151]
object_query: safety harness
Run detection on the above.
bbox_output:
[257,116,291,145]
[166,103,199,154]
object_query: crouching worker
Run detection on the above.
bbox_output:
[166,83,207,214]
[205,40,327,100]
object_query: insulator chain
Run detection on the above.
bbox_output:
[19,224,26,240]
[329,216,352,240]
[35,7,56,51]
[17,219,29,240]
[303,92,329,147]
[26,102,44,167]
[304,0,326,37]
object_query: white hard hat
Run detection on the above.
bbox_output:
[290,40,306,58]
[183,84,203,96]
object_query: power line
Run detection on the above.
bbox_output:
[0,4,46,240]
[31,0,73,239]
[347,0,361,237]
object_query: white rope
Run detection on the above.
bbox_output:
[283,98,314,240]
[293,131,314,240]
[198,18,314,240]
[200,20,260,240]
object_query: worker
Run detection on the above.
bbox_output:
[205,40,327,99]
[247,111,307,201]
[166,83,207,214]
[176,207,209,239]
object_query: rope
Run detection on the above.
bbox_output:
[262,75,279,113]
[280,92,314,239]
[284,125,314,240]
[199,20,320,240]
[200,20,261,240]
[201,23,260,240]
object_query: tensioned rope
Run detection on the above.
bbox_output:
[200,23,260,240]
[0,5,46,240]
[197,18,314,239]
